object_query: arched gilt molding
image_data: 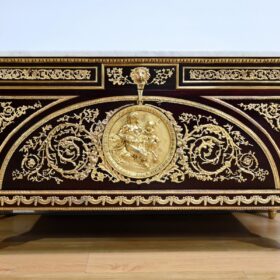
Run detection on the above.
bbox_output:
[204,96,280,162]
[0,96,76,154]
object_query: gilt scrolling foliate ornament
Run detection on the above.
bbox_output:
[12,70,268,185]
[189,69,280,81]
[11,67,269,185]
[0,101,42,134]
[239,103,280,132]
[12,109,269,184]
[107,67,175,104]
[107,67,175,86]
[0,69,91,80]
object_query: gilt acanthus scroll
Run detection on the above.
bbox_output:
[0,68,91,80]
[12,67,269,185]
[0,101,42,134]
[107,67,174,104]
[189,69,280,81]
[239,102,280,132]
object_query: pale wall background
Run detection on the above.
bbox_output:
[0,0,279,55]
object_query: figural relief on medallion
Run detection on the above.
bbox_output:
[103,105,176,179]
[12,67,269,185]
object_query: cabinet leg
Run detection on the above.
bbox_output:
[268,210,277,219]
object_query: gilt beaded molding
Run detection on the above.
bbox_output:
[1,57,280,64]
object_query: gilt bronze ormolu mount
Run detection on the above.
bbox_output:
[0,57,279,218]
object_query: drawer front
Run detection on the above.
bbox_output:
[0,57,280,210]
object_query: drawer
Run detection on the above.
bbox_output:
[0,57,280,212]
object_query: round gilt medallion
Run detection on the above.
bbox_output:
[102,105,176,179]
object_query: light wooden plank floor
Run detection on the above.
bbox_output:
[0,211,279,279]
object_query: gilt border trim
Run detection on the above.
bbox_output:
[0,194,279,211]
[1,190,280,195]
[181,66,280,84]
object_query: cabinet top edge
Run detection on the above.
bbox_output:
[1,56,280,64]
